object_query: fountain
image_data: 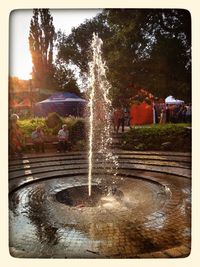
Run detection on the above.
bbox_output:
[87,33,118,196]
[8,34,191,259]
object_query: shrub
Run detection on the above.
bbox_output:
[122,123,191,152]
[45,112,64,135]
[17,116,87,150]
[64,117,86,142]
[72,140,87,151]
[18,118,51,137]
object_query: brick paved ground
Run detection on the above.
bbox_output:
[9,151,191,258]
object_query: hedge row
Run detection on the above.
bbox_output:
[121,123,191,152]
[17,113,191,152]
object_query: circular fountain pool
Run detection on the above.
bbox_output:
[9,151,191,258]
[54,176,168,211]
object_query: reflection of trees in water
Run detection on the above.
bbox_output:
[9,192,20,215]
[64,205,190,256]
[27,186,59,246]
[9,178,191,256]
[129,211,189,254]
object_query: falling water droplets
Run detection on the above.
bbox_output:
[87,33,118,196]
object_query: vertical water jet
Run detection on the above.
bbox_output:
[87,33,119,196]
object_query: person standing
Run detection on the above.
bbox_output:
[112,109,118,132]
[159,105,166,124]
[166,104,170,123]
[124,107,130,127]
[9,114,24,156]
[57,124,69,152]
[116,107,125,133]
[186,103,192,123]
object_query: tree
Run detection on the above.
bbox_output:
[56,13,112,75]
[53,59,81,95]
[9,77,27,92]
[137,36,191,101]
[56,9,191,103]
[104,9,191,102]
[29,9,56,89]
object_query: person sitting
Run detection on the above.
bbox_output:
[31,126,45,153]
[57,124,69,152]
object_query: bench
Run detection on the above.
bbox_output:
[25,136,59,151]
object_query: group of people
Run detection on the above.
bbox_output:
[156,103,192,124]
[31,124,70,153]
[9,113,70,156]
[9,101,191,156]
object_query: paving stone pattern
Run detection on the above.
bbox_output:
[9,151,191,258]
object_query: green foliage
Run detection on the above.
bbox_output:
[56,9,191,103]
[53,59,81,94]
[29,9,56,89]
[18,118,53,137]
[105,9,191,102]
[139,36,191,101]
[63,117,86,142]
[56,13,111,74]
[18,116,87,150]
[122,124,191,151]
[72,140,87,151]
[45,112,64,134]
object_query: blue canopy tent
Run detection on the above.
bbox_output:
[34,92,87,117]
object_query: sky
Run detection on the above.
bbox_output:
[9,9,101,80]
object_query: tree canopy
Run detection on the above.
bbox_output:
[53,58,81,95]
[56,9,191,104]
[29,9,81,95]
[29,9,56,89]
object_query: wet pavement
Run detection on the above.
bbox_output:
[9,151,191,258]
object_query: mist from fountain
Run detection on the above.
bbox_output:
[87,33,119,196]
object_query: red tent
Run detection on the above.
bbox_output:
[130,102,153,125]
